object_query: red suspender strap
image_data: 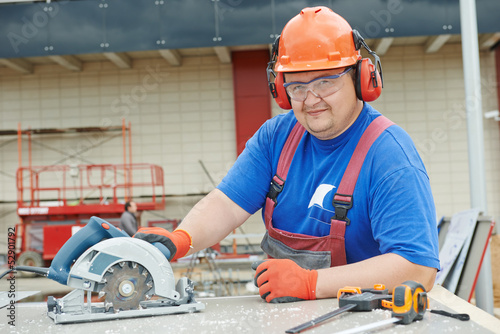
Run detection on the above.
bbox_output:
[333,115,395,224]
[275,122,306,182]
[329,115,393,267]
[264,122,305,226]
[265,116,394,227]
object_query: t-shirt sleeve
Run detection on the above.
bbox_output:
[369,165,441,270]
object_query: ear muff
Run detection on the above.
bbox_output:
[273,72,292,109]
[267,35,293,110]
[355,58,382,102]
[353,29,383,102]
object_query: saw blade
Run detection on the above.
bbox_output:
[100,261,153,312]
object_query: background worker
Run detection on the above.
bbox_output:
[119,201,138,236]
[135,6,440,303]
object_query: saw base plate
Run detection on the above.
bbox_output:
[47,277,205,324]
[48,299,205,324]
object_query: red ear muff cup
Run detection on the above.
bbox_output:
[274,72,292,109]
[355,58,382,102]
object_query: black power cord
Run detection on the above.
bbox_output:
[0,266,49,279]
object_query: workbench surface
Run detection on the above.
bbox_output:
[1,285,498,333]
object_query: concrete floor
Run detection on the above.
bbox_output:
[2,286,499,333]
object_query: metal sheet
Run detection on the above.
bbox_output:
[0,291,39,309]
[0,286,497,333]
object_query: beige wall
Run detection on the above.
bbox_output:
[374,44,499,220]
[0,42,499,253]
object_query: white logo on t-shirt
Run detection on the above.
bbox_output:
[308,184,336,209]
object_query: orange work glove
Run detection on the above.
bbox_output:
[134,227,192,261]
[252,259,318,303]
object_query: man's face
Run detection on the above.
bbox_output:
[129,202,137,213]
[285,67,363,141]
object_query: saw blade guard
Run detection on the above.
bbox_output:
[68,238,180,301]
[48,216,172,286]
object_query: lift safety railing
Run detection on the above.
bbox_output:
[16,163,165,212]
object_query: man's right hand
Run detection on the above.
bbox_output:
[134,227,192,261]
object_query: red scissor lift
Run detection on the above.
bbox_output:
[14,121,167,273]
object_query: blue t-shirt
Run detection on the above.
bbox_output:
[218,103,440,270]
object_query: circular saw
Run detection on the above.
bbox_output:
[44,216,204,324]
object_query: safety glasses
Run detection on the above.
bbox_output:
[283,67,352,102]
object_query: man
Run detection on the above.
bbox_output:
[119,201,138,236]
[136,7,440,303]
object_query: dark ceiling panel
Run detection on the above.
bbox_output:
[159,0,215,49]
[217,0,273,46]
[0,2,50,58]
[48,0,103,55]
[0,0,499,59]
[105,0,159,52]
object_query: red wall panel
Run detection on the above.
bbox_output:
[232,50,272,155]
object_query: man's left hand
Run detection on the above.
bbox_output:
[252,259,318,303]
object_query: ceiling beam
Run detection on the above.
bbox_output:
[103,52,132,69]
[0,58,33,74]
[479,32,500,51]
[48,55,82,71]
[158,49,182,66]
[213,46,231,63]
[374,37,394,56]
[425,34,451,53]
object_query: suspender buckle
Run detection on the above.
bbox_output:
[333,193,353,225]
[267,175,285,207]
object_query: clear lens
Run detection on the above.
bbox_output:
[286,77,345,101]
[284,68,351,102]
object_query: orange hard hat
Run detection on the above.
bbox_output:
[275,6,361,73]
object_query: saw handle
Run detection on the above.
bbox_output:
[151,241,171,260]
[47,216,129,285]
